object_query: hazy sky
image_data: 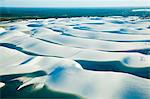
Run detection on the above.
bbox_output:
[1,0,150,7]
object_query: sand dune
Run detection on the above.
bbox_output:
[0,16,149,99]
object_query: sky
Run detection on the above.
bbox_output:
[1,0,150,7]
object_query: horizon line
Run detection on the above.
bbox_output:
[1,6,150,8]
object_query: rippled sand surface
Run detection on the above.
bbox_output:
[0,16,150,99]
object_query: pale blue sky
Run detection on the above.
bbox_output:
[1,0,150,7]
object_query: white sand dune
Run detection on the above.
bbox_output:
[0,47,149,99]
[0,27,6,33]
[31,29,150,51]
[0,82,5,88]
[16,68,150,99]
[0,16,150,99]
[49,26,150,42]
[1,34,150,68]
[132,9,150,12]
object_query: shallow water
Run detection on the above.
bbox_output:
[0,72,81,99]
